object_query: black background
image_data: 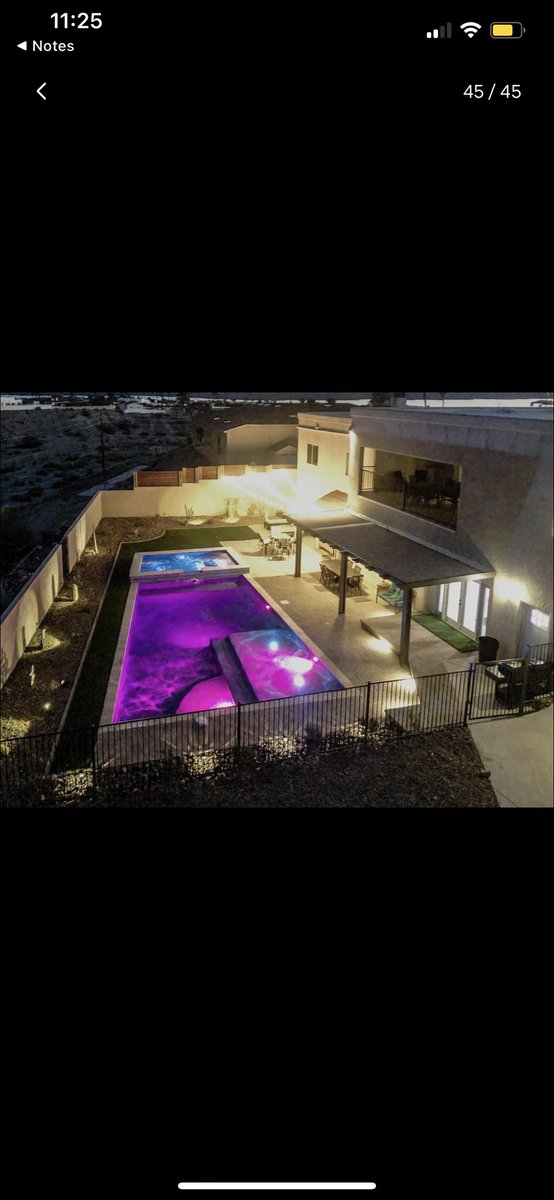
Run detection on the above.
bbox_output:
[2,5,551,388]
[2,5,551,1199]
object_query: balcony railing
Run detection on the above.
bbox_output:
[359,467,459,529]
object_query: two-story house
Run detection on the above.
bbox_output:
[291,407,553,666]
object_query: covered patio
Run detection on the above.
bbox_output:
[284,509,495,669]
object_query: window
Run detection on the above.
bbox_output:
[199,466,218,481]
[307,443,319,466]
[223,465,245,476]
[530,608,550,630]
[345,451,350,476]
[183,467,196,483]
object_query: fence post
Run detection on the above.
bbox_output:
[519,657,529,716]
[464,663,476,726]
[364,681,371,739]
[236,702,241,750]
[90,725,97,798]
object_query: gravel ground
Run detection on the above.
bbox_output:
[79,727,500,808]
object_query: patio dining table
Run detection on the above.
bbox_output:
[320,558,363,590]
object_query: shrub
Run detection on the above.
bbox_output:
[17,435,41,449]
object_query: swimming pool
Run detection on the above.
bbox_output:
[111,575,343,723]
[129,547,246,581]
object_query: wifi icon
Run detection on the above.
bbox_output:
[460,22,482,38]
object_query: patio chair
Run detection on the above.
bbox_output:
[348,571,363,593]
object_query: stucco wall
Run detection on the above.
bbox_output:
[101,470,297,519]
[102,482,226,519]
[1,493,104,688]
[296,427,350,504]
[66,492,103,573]
[349,411,554,656]
[1,545,64,687]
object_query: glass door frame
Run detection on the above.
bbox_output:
[436,579,492,638]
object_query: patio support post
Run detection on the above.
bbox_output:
[338,551,348,615]
[399,588,412,670]
[294,526,303,578]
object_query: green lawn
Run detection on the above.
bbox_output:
[64,525,258,732]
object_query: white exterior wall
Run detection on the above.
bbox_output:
[65,492,103,572]
[349,410,554,658]
[103,482,226,518]
[102,470,297,519]
[296,416,351,505]
[1,546,64,686]
[1,494,104,687]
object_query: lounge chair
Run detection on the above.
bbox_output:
[378,583,404,608]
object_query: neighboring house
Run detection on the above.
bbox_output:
[295,408,553,660]
[117,417,299,521]
[134,419,298,488]
[0,396,41,409]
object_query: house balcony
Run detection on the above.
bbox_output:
[359,467,459,530]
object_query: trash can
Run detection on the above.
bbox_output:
[478,636,499,663]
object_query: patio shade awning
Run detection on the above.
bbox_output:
[287,513,495,589]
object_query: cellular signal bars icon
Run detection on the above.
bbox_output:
[427,23,452,38]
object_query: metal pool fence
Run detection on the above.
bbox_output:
[1,645,552,805]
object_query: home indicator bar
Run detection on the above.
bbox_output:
[177,1187,377,1193]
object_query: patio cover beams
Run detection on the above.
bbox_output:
[288,511,495,669]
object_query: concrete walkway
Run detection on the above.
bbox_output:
[224,528,478,686]
[470,705,553,808]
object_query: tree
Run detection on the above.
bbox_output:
[371,392,394,407]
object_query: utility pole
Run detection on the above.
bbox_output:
[99,413,106,483]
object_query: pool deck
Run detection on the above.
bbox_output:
[220,527,479,686]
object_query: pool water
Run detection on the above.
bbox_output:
[112,575,342,722]
[139,550,237,573]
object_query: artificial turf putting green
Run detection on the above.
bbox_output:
[413,613,478,653]
[63,526,258,733]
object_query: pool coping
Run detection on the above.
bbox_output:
[129,546,247,582]
[100,579,140,726]
[100,566,353,727]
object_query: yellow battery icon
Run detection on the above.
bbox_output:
[491,22,525,37]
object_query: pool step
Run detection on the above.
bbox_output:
[211,637,258,705]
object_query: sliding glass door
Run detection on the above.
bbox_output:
[446,581,462,624]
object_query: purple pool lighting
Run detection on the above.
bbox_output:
[139,550,237,573]
[112,576,342,723]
